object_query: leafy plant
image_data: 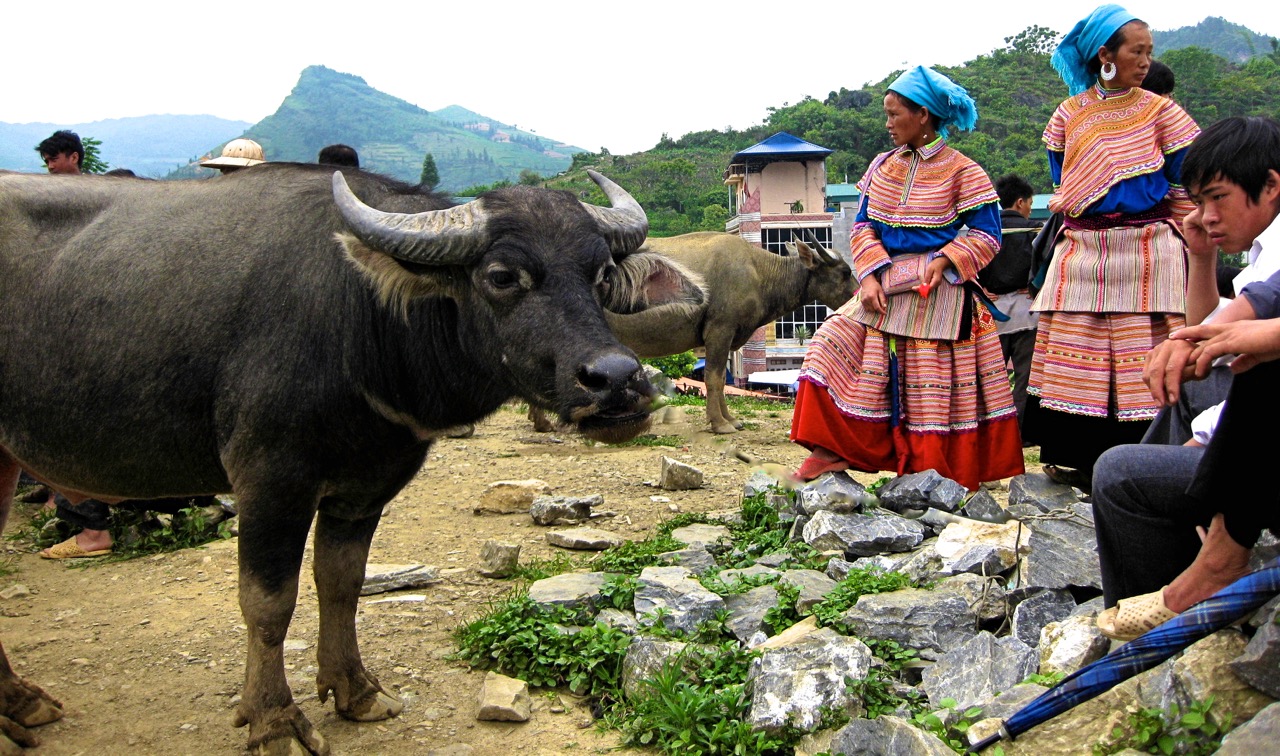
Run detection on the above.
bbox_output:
[591,533,686,574]
[510,552,582,581]
[643,351,697,379]
[811,567,915,628]
[608,434,685,448]
[599,573,640,611]
[911,698,987,754]
[762,581,802,635]
[1092,696,1229,756]
[452,591,631,697]
[1021,671,1066,687]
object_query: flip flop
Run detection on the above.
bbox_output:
[1043,464,1093,493]
[795,454,850,482]
[1096,587,1177,641]
[39,536,112,560]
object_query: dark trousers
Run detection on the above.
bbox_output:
[1140,365,1233,446]
[999,329,1036,436]
[1093,361,1280,605]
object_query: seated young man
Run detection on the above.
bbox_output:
[1092,116,1280,640]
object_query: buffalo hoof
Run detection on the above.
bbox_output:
[237,703,329,756]
[0,715,40,753]
[0,674,62,729]
[711,422,739,434]
[339,689,403,722]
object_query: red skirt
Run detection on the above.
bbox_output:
[791,307,1024,491]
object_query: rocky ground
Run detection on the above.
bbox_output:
[0,400,842,756]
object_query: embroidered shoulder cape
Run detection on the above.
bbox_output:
[1044,87,1199,219]
[847,141,1000,341]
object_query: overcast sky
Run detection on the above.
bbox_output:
[3,1,1275,155]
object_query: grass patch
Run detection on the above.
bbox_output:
[608,434,685,448]
[1024,447,1041,466]
[509,552,583,581]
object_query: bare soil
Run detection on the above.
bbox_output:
[0,401,825,756]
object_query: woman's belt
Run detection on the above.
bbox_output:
[1065,199,1172,231]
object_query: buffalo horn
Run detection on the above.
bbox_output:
[580,170,648,256]
[332,172,489,265]
[804,229,839,264]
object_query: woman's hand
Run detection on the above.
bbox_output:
[924,256,952,289]
[860,274,887,314]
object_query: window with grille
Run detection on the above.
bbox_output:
[761,226,834,338]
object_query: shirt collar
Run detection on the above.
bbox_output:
[895,137,946,161]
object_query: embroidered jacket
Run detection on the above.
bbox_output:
[846,139,1001,341]
[1044,86,1200,221]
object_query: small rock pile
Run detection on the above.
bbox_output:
[479,468,1280,754]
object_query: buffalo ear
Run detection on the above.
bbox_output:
[604,251,706,314]
[338,233,467,319]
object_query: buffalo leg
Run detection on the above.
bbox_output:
[702,344,743,434]
[0,640,63,752]
[232,499,329,756]
[312,509,403,722]
[0,451,20,535]
[527,406,556,433]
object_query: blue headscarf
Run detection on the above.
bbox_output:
[887,66,978,138]
[1052,4,1140,95]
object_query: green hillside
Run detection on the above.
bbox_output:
[545,21,1280,238]
[1154,16,1277,63]
[166,66,582,189]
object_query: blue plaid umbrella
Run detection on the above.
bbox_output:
[969,557,1280,753]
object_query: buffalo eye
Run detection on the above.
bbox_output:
[488,268,520,290]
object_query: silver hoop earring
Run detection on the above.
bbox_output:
[1100,62,1117,82]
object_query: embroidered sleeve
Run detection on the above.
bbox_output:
[938,200,1001,282]
[1163,146,1195,225]
[850,223,891,281]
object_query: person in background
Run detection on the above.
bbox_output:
[36,130,83,175]
[200,138,266,175]
[318,144,359,168]
[790,65,1023,491]
[1023,4,1200,493]
[1141,60,1175,97]
[979,174,1041,436]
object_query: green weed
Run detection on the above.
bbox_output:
[510,552,583,581]
[608,434,685,448]
[1092,696,1229,756]
[911,698,987,753]
[811,567,915,628]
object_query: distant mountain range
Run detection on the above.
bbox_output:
[0,115,253,177]
[165,66,583,188]
[1,66,583,189]
[1153,16,1276,62]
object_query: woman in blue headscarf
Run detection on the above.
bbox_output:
[1025,5,1200,491]
[791,66,1024,491]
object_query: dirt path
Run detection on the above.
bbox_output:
[2,402,849,755]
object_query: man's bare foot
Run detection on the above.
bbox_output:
[72,529,112,553]
[1162,513,1252,612]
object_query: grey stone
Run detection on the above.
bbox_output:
[922,631,1038,711]
[656,546,717,576]
[360,563,441,596]
[836,588,978,657]
[802,509,927,557]
[933,519,1023,577]
[659,457,704,490]
[755,552,791,568]
[825,557,858,582]
[1010,588,1076,648]
[475,540,520,578]
[823,715,955,755]
[545,527,623,551]
[474,479,552,515]
[1069,595,1106,618]
[1230,604,1280,697]
[596,608,639,635]
[746,627,872,732]
[719,563,780,585]
[476,671,531,722]
[743,469,781,497]
[1216,701,1280,756]
[621,637,688,698]
[1007,472,1080,513]
[634,566,727,634]
[972,682,1049,721]
[0,584,31,600]
[960,489,1010,524]
[778,569,838,616]
[669,523,731,550]
[529,494,603,525]
[1039,614,1110,676]
[1247,594,1280,629]
[788,514,809,543]
[879,470,968,514]
[797,472,874,515]
[1020,504,1102,590]
[1174,630,1275,730]
[527,571,610,611]
[723,584,780,642]
[933,573,1008,623]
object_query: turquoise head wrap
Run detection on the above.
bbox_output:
[1052,4,1140,95]
[886,66,978,138]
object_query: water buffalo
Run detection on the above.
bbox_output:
[529,232,856,434]
[0,164,699,753]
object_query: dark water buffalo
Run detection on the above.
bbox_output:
[0,164,697,753]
